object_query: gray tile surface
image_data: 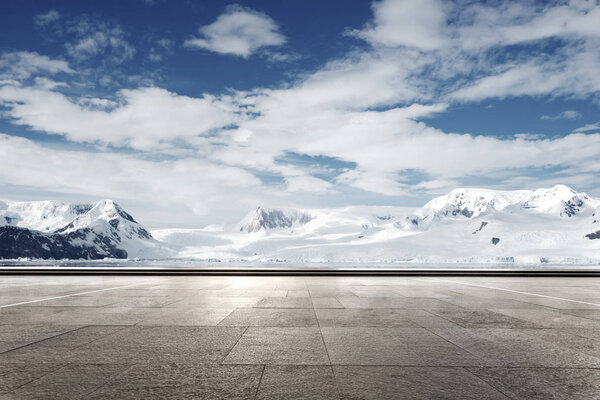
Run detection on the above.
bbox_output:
[334,366,509,399]
[256,366,339,400]
[223,327,330,365]
[469,367,600,400]
[1,275,600,398]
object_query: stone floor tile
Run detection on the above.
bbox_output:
[321,327,485,366]
[218,308,318,327]
[315,308,421,327]
[223,327,330,365]
[88,364,263,400]
[255,297,313,308]
[469,367,600,400]
[256,366,339,400]
[334,366,509,400]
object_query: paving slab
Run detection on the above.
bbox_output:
[7,363,132,399]
[255,297,313,308]
[334,366,509,400]
[315,308,422,327]
[218,308,318,327]
[88,364,263,400]
[256,366,339,400]
[1,275,600,399]
[469,367,600,400]
[431,327,600,367]
[321,327,485,366]
[223,327,330,365]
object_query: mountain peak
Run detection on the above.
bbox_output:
[88,199,136,223]
[241,206,313,233]
[398,184,595,231]
[0,198,162,260]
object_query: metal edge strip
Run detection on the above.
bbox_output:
[1,267,600,276]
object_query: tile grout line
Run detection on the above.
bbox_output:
[220,325,249,364]
[7,362,72,393]
[420,324,490,368]
[84,363,138,397]
[252,364,266,400]
[0,282,158,309]
[461,367,514,399]
[312,300,343,399]
[421,278,600,308]
[0,325,90,355]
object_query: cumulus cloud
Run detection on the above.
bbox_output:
[355,0,600,103]
[3,0,600,223]
[184,4,286,58]
[0,85,236,150]
[355,0,449,51]
[0,134,264,225]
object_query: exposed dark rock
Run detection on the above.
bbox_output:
[586,231,600,240]
[472,221,488,234]
[561,197,585,217]
[0,226,127,259]
[491,237,500,245]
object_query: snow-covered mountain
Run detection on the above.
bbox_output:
[395,184,597,231]
[240,207,313,233]
[4,185,600,264]
[153,185,600,265]
[0,199,166,259]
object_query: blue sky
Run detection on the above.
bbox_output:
[1,0,599,227]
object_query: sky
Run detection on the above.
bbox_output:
[1,0,600,228]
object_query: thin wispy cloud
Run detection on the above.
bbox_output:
[33,9,61,29]
[573,122,600,133]
[541,110,582,121]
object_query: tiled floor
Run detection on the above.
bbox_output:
[1,275,600,399]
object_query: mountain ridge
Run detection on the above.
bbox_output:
[0,199,164,260]
[3,184,600,263]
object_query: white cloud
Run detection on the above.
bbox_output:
[455,1,600,51]
[0,134,266,225]
[33,77,68,90]
[573,121,600,133]
[355,0,449,51]
[540,110,582,120]
[0,85,237,150]
[4,0,600,224]
[184,4,286,58]
[65,17,135,63]
[33,10,61,29]
[357,0,600,52]
[0,51,73,81]
[354,0,600,103]
[448,44,600,102]
[148,38,174,62]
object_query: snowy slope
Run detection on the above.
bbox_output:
[0,199,167,259]
[4,185,599,264]
[153,185,600,265]
[0,200,92,232]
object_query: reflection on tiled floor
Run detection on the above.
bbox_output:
[1,275,600,399]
